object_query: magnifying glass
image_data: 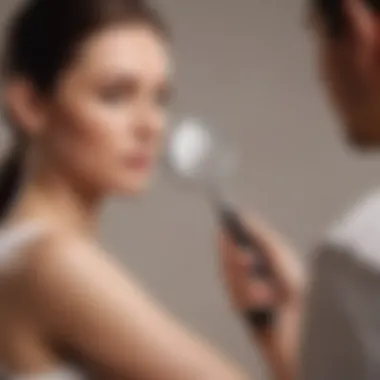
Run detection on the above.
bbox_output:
[166,118,276,329]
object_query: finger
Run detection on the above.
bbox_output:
[247,280,276,309]
[219,229,277,295]
[238,214,305,295]
[234,278,277,311]
[219,233,255,306]
[219,228,272,286]
[219,231,246,278]
[223,250,252,291]
[220,233,253,275]
[220,242,276,311]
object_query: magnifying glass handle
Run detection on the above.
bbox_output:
[218,204,276,329]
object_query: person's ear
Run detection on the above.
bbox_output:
[343,0,380,70]
[4,78,48,137]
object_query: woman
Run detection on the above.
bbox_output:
[0,0,293,378]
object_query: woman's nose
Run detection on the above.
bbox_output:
[133,110,163,142]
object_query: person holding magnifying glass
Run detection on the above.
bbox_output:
[220,1,380,380]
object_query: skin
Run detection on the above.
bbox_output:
[219,0,380,379]
[0,23,249,379]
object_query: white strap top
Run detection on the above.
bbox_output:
[4,367,85,380]
[0,222,45,271]
[0,222,86,379]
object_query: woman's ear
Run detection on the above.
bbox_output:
[4,78,47,136]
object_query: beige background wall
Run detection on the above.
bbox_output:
[2,0,380,378]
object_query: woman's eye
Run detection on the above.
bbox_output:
[155,86,172,107]
[99,81,137,103]
[99,88,125,103]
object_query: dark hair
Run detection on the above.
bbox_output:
[0,0,168,220]
[313,0,380,36]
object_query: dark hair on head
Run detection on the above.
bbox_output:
[313,0,380,36]
[0,0,168,220]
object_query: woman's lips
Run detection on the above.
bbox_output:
[126,154,153,170]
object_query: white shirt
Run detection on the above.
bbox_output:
[302,191,380,379]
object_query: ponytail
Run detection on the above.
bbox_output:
[0,139,25,221]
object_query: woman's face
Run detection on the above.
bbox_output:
[41,24,172,195]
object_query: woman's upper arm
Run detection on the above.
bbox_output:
[24,237,248,380]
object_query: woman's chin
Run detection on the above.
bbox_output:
[116,175,152,196]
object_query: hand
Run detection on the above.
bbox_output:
[218,215,305,380]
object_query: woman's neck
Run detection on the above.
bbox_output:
[10,166,103,237]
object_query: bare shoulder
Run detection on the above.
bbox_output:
[19,230,117,288]
[22,225,146,289]
[16,229,143,324]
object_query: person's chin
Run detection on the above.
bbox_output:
[341,119,371,148]
[344,129,380,151]
[118,175,152,196]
